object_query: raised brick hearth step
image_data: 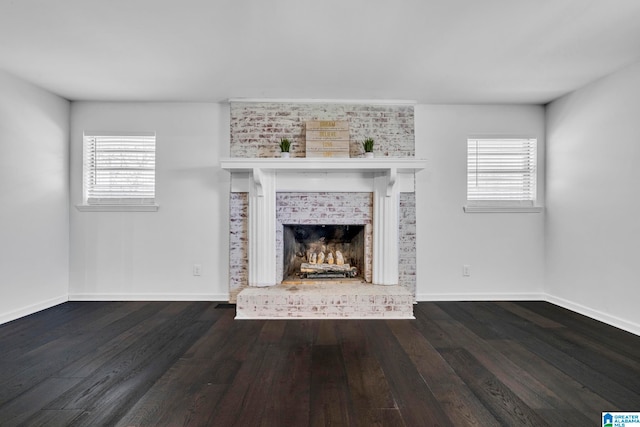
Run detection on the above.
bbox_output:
[236,283,414,319]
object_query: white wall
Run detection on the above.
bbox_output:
[546,60,640,334]
[68,102,545,302]
[0,70,70,323]
[69,102,230,300]
[415,104,546,300]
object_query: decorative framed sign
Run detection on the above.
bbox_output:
[305,120,350,158]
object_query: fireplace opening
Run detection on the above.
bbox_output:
[282,224,366,283]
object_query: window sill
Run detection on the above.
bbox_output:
[76,204,159,212]
[463,205,544,213]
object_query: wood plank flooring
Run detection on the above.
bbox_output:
[0,301,638,426]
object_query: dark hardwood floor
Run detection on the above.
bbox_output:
[0,300,638,426]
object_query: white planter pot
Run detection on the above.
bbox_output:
[281,152,290,158]
[364,152,374,159]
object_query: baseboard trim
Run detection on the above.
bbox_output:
[0,295,68,325]
[416,292,546,301]
[416,292,639,336]
[4,292,637,336]
[546,294,640,337]
[68,293,229,302]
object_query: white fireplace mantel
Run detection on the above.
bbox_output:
[220,157,426,172]
[221,157,426,196]
[221,157,427,288]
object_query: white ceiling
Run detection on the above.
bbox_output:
[2,0,640,104]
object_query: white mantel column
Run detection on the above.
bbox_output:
[248,168,277,287]
[373,169,400,285]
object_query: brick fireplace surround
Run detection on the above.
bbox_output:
[223,100,424,319]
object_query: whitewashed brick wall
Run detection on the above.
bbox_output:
[229,193,248,302]
[399,193,417,297]
[230,102,414,158]
[228,101,417,302]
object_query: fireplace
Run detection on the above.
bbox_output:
[282,224,367,282]
[223,100,422,318]
[275,191,373,285]
[222,157,425,318]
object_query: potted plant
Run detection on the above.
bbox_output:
[279,138,292,158]
[362,137,374,158]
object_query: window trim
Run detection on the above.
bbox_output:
[464,135,542,214]
[76,204,159,212]
[463,205,543,213]
[77,131,159,212]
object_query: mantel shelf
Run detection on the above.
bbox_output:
[220,157,427,173]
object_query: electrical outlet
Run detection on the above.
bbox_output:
[463,265,471,277]
[193,264,202,276]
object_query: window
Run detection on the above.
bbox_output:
[79,132,158,211]
[465,137,541,213]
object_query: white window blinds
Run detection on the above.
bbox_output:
[467,138,537,204]
[83,132,156,205]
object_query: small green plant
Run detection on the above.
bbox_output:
[279,138,291,152]
[362,137,374,153]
